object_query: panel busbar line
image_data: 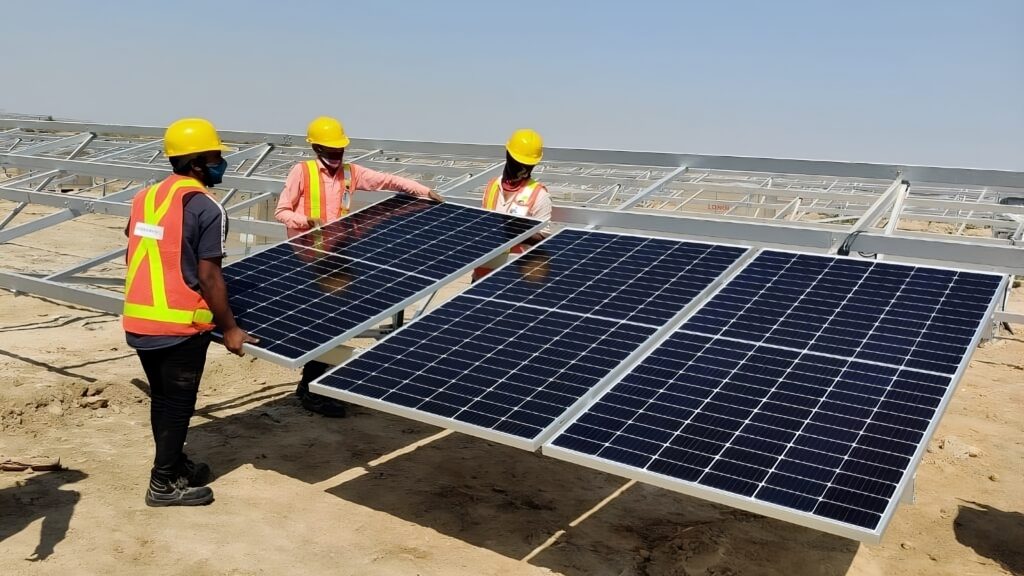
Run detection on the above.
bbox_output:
[544,251,1005,542]
[311,230,752,450]
[218,195,544,368]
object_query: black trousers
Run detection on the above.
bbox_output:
[297,360,329,397]
[136,333,211,483]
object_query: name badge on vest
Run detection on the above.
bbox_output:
[133,222,165,240]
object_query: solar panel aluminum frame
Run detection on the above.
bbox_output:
[221,196,546,369]
[542,252,1007,543]
[310,229,757,451]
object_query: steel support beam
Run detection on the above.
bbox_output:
[221,144,275,206]
[44,248,126,281]
[585,166,688,230]
[846,177,908,233]
[616,166,688,211]
[0,154,283,194]
[438,162,503,195]
[850,233,1024,274]
[5,119,1022,188]
[774,197,802,220]
[0,208,76,243]
[225,193,275,214]
[0,270,123,315]
[12,132,94,156]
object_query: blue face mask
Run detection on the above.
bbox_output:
[202,159,228,187]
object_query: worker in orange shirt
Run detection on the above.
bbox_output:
[472,129,553,282]
[275,116,444,417]
[124,118,257,507]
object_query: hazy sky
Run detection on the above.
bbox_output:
[3,0,1022,169]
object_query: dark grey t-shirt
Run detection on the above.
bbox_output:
[126,192,228,350]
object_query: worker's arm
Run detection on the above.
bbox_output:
[274,164,317,230]
[354,165,441,201]
[198,257,257,356]
[524,187,553,244]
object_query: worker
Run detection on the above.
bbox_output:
[472,128,553,282]
[276,116,443,417]
[123,118,257,507]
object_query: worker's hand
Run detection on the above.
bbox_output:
[427,190,445,203]
[222,326,259,357]
[306,217,322,229]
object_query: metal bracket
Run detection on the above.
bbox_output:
[899,474,916,505]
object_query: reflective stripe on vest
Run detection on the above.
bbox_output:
[122,176,215,335]
[481,178,541,213]
[474,179,543,280]
[301,160,354,221]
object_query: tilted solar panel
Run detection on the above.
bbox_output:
[312,229,751,450]
[218,196,544,368]
[545,251,1005,541]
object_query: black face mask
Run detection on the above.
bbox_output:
[503,159,531,183]
[199,158,228,187]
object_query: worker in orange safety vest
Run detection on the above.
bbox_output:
[472,128,553,282]
[123,117,257,507]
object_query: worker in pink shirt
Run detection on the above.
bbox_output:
[276,115,444,417]
[275,116,443,238]
[472,128,553,282]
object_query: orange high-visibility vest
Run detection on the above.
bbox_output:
[481,178,542,213]
[299,160,355,222]
[472,178,544,281]
[122,175,216,336]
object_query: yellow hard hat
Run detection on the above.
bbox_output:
[506,128,543,165]
[164,118,229,158]
[306,116,351,148]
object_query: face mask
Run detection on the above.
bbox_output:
[503,162,531,184]
[320,155,342,170]
[202,159,228,187]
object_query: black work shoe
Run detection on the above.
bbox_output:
[300,393,348,418]
[145,477,214,507]
[178,456,211,487]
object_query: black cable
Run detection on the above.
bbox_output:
[836,230,876,258]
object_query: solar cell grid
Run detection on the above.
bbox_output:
[293,195,540,280]
[466,229,748,326]
[550,330,956,531]
[683,251,1000,374]
[316,296,657,446]
[546,252,1004,540]
[313,229,751,448]
[223,243,436,360]
[219,196,544,366]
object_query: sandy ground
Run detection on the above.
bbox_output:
[0,200,1022,576]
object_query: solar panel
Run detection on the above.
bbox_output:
[219,196,544,368]
[464,229,746,326]
[545,251,1005,542]
[295,195,542,280]
[311,229,751,450]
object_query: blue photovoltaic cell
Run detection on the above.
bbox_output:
[314,230,750,443]
[317,297,656,440]
[465,229,748,326]
[291,195,540,280]
[549,252,1002,535]
[222,243,436,359]
[220,196,543,363]
[683,251,1001,375]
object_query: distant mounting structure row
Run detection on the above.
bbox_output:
[0,117,1021,326]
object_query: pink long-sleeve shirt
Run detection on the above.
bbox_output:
[275,159,431,237]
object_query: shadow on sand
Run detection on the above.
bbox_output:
[182,388,858,576]
[0,469,87,561]
[955,501,1024,576]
